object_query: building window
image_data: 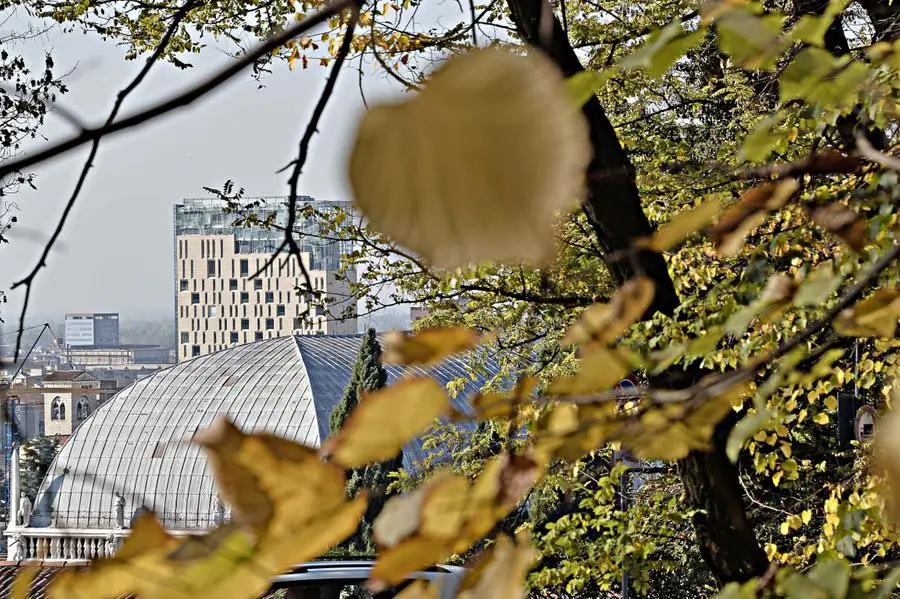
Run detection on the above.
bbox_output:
[192,345,201,357]
[240,292,249,304]
[240,319,250,330]
[209,306,218,317]
[255,332,263,341]
[51,397,65,421]
[240,259,249,277]
[229,279,238,291]
[76,397,90,420]
[230,332,239,343]
[254,279,263,290]
[180,279,189,291]
[277,305,285,317]
[207,260,216,277]
[265,292,274,303]
[180,332,189,343]
[191,293,200,305]
[265,318,275,330]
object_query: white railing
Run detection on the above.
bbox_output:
[3,527,198,563]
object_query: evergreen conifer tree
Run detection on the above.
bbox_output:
[20,435,60,501]
[329,327,387,436]
[330,328,402,554]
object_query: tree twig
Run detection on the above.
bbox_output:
[0,0,356,182]
[10,0,200,362]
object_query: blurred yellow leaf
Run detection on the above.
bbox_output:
[370,452,544,588]
[638,197,722,252]
[726,408,773,462]
[835,289,900,338]
[348,46,590,269]
[546,346,631,396]
[561,277,656,350]
[321,378,450,467]
[875,397,900,526]
[456,533,535,599]
[808,203,867,252]
[794,262,843,307]
[470,377,537,419]
[382,327,487,366]
[48,519,279,599]
[395,580,442,599]
[708,179,799,257]
[11,565,39,599]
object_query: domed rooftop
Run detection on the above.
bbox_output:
[33,335,483,530]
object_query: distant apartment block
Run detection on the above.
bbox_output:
[173,197,358,361]
[64,313,119,347]
[63,345,171,368]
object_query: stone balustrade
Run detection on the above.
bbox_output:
[2,527,197,563]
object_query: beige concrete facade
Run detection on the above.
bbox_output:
[42,372,101,437]
[175,233,357,361]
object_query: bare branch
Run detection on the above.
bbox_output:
[10,0,200,361]
[0,0,356,181]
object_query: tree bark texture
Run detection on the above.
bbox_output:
[503,0,770,585]
[504,0,678,317]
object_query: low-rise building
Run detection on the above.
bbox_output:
[63,345,171,368]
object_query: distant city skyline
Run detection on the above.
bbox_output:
[0,14,403,323]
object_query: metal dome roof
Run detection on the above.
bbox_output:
[32,334,481,530]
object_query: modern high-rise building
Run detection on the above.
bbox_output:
[173,197,358,361]
[64,313,120,347]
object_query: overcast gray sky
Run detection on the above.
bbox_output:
[0,12,408,324]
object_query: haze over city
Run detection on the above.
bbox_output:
[0,17,399,324]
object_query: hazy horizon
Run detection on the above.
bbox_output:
[0,12,408,328]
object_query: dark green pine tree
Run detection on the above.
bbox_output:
[329,328,402,555]
[20,435,60,502]
[329,327,387,436]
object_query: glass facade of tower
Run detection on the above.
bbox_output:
[173,196,354,271]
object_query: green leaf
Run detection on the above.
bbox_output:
[807,558,851,599]
[718,10,786,70]
[780,48,868,107]
[791,0,851,46]
[620,21,707,78]
[714,580,758,599]
[739,113,789,162]
[565,70,611,107]
[727,409,772,462]
[794,262,843,307]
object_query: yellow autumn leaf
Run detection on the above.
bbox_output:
[10,565,39,599]
[348,46,590,269]
[470,377,538,419]
[370,452,544,588]
[808,202,867,252]
[637,197,722,252]
[193,418,368,563]
[49,519,281,599]
[456,533,535,599]
[561,277,656,350]
[546,345,631,396]
[835,288,900,338]
[708,179,799,257]
[321,377,450,467]
[813,412,830,425]
[394,580,442,599]
[382,326,488,366]
[873,387,900,527]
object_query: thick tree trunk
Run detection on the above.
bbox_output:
[503,0,770,585]
[504,0,677,317]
